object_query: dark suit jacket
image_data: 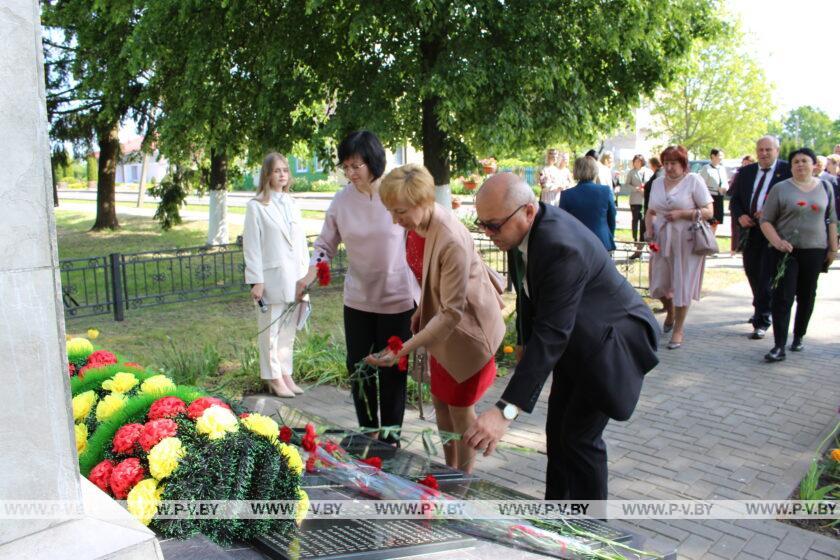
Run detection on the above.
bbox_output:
[642,168,662,216]
[559,181,617,251]
[729,161,792,230]
[503,203,659,421]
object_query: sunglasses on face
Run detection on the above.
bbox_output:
[474,204,527,233]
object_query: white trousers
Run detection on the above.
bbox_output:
[257,302,297,380]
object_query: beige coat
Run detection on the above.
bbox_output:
[403,204,506,383]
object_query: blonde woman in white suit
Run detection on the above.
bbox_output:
[243,153,310,397]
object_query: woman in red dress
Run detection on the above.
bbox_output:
[367,164,505,473]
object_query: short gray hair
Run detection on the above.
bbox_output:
[572,157,598,182]
[503,178,536,209]
[757,135,780,149]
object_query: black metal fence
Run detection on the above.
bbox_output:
[60,234,645,321]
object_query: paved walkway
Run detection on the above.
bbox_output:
[246,263,840,560]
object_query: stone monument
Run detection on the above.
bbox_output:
[0,2,162,557]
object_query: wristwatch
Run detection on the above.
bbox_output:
[495,400,519,421]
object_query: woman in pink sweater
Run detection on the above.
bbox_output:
[297,131,418,445]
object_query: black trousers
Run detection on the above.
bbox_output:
[545,364,610,500]
[344,305,413,444]
[630,204,644,242]
[742,228,773,329]
[768,248,824,349]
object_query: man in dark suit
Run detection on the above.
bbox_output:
[464,173,659,501]
[729,136,791,339]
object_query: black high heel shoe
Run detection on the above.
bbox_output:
[764,347,786,362]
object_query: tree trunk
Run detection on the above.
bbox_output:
[136,152,149,207]
[422,95,452,208]
[206,148,229,245]
[92,122,120,230]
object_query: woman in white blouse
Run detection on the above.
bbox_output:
[243,153,310,397]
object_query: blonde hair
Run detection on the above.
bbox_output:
[379,164,436,209]
[256,152,293,204]
[600,153,613,165]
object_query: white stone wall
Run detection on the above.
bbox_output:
[0,0,82,544]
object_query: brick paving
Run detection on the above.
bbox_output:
[247,260,840,559]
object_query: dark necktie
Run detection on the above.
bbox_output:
[511,248,526,292]
[749,168,771,216]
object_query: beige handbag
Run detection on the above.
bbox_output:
[690,210,719,256]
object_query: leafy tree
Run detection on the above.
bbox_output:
[649,23,775,158]
[42,1,147,230]
[300,0,719,189]
[780,105,835,156]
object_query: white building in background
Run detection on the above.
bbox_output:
[602,107,667,166]
[113,136,169,184]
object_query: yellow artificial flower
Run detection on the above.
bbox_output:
[126,478,162,526]
[195,405,239,440]
[72,390,98,421]
[101,372,139,394]
[75,423,88,454]
[277,443,304,476]
[295,488,309,525]
[140,374,176,395]
[831,448,840,462]
[95,393,127,422]
[148,437,185,480]
[241,413,279,442]
[66,337,94,362]
[86,328,100,340]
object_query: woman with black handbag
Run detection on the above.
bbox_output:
[759,148,838,362]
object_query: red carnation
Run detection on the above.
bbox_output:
[147,397,187,421]
[186,397,231,420]
[315,261,331,286]
[68,363,76,377]
[397,355,408,372]
[649,242,660,253]
[89,460,116,494]
[87,350,118,366]
[109,458,145,499]
[418,474,439,490]
[305,455,317,473]
[279,426,293,443]
[238,412,250,419]
[138,419,178,452]
[112,423,145,455]
[811,203,820,212]
[796,200,807,206]
[361,456,382,470]
[386,336,403,353]
[301,432,317,452]
[322,441,339,454]
[305,423,316,437]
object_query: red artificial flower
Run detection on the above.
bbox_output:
[238,412,251,419]
[87,350,118,366]
[305,423,316,437]
[186,396,231,420]
[811,203,820,212]
[315,261,331,286]
[322,441,339,454]
[138,419,178,452]
[301,432,317,452]
[88,460,116,494]
[418,474,439,490]
[279,426,293,443]
[796,200,807,206]
[305,455,317,473]
[361,456,382,470]
[68,363,76,377]
[112,423,145,455]
[649,242,660,253]
[147,397,187,421]
[124,362,142,368]
[109,458,146,499]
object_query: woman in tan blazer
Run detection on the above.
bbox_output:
[243,153,310,397]
[366,164,505,472]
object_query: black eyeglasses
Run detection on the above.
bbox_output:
[474,204,527,233]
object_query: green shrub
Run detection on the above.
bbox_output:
[311,179,342,192]
[290,177,312,192]
[157,340,222,385]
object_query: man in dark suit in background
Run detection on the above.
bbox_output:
[729,136,791,339]
[464,173,660,501]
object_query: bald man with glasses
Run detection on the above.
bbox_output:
[464,173,659,501]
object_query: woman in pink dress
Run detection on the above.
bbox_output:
[644,145,714,349]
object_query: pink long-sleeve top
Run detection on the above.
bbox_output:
[311,183,419,314]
